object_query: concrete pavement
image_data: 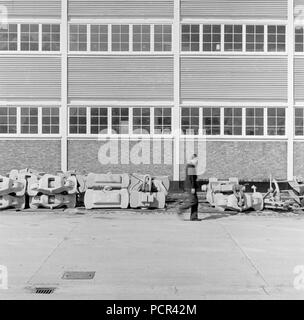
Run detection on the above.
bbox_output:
[1,210,304,300]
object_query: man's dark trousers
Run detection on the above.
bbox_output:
[178,191,199,220]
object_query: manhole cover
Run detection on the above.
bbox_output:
[62,271,96,280]
[34,287,56,295]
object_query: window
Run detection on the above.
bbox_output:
[154,25,172,52]
[112,25,129,51]
[224,108,242,135]
[0,24,17,51]
[21,24,39,51]
[112,108,129,134]
[246,25,264,52]
[295,27,304,52]
[69,107,87,134]
[267,108,285,135]
[202,108,221,135]
[246,108,264,136]
[91,107,108,134]
[133,25,150,52]
[91,25,108,52]
[181,108,199,135]
[42,108,59,134]
[0,107,17,134]
[224,25,243,52]
[202,25,221,52]
[295,108,304,136]
[21,107,38,134]
[42,24,60,51]
[69,24,87,51]
[268,25,285,52]
[154,108,171,134]
[181,24,199,52]
[133,108,150,134]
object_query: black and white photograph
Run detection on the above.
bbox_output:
[0,0,304,305]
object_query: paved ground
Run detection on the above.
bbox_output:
[1,209,304,300]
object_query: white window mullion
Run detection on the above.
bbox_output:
[221,24,224,52]
[108,24,112,53]
[87,107,91,134]
[151,24,155,52]
[242,107,246,136]
[199,107,203,135]
[17,24,21,51]
[129,24,133,53]
[221,107,224,136]
[108,107,112,134]
[264,108,268,136]
[38,107,42,135]
[151,107,155,135]
[87,23,91,52]
[16,107,21,135]
[129,107,133,134]
[242,24,246,53]
[39,24,42,51]
[264,24,268,53]
[199,24,203,52]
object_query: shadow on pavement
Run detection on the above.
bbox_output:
[201,213,238,221]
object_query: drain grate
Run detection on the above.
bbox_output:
[34,287,56,295]
[62,271,96,280]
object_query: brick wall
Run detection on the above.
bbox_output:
[180,141,287,182]
[68,139,174,178]
[0,140,61,175]
[0,139,288,181]
[294,142,304,177]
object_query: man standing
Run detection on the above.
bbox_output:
[178,154,200,221]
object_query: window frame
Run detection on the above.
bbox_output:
[0,107,17,134]
[295,107,304,136]
[42,23,60,52]
[90,24,108,52]
[132,24,151,52]
[111,24,130,52]
[223,107,243,136]
[69,106,87,135]
[0,24,18,51]
[154,107,172,135]
[181,107,200,135]
[20,23,40,52]
[245,25,265,53]
[41,107,60,135]
[69,23,88,52]
[245,107,265,136]
[0,23,61,54]
[0,106,60,137]
[181,22,287,55]
[181,24,200,52]
[65,106,288,139]
[224,24,243,52]
[295,25,304,53]
[267,107,286,136]
[154,24,172,52]
[201,24,222,52]
[90,107,109,135]
[202,107,221,136]
[267,25,286,53]
[132,107,151,134]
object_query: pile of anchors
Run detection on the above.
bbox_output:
[202,177,304,212]
[0,169,170,211]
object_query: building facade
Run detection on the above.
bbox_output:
[0,0,303,183]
